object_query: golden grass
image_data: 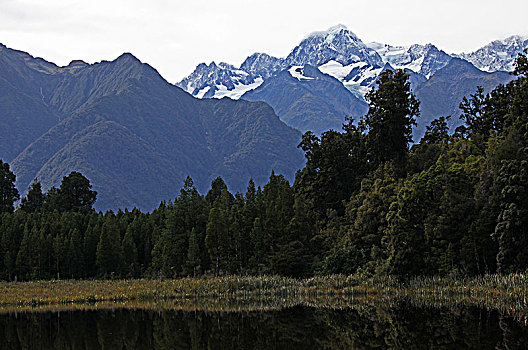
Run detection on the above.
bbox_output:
[0,274,526,318]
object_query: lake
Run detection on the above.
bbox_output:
[1,301,527,349]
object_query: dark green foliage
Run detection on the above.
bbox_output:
[0,53,527,280]
[414,58,513,140]
[19,180,44,213]
[361,69,420,171]
[492,157,528,273]
[96,213,123,277]
[421,116,451,145]
[187,228,201,276]
[296,118,368,222]
[206,177,231,207]
[55,171,97,213]
[206,193,230,275]
[0,160,19,214]
[122,226,139,278]
[328,165,400,275]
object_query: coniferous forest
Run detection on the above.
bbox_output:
[0,51,527,282]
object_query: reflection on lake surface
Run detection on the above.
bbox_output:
[1,302,528,349]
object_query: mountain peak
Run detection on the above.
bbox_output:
[456,35,528,72]
[497,35,528,45]
[305,24,355,40]
[328,24,348,32]
[67,60,88,67]
[116,52,141,64]
[240,53,284,79]
[288,25,382,67]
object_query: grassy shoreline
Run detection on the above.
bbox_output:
[1,274,527,317]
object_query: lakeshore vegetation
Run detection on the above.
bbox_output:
[1,275,527,320]
[0,51,527,283]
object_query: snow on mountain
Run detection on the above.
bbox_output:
[288,66,315,81]
[240,53,284,79]
[177,26,528,103]
[318,60,383,98]
[242,64,369,134]
[456,35,528,72]
[212,77,264,99]
[285,24,383,68]
[368,42,452,78]
[317,60,357,81]
[176,61,263,99]
[178,24,387,100]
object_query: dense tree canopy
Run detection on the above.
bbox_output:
[0,52,527,280]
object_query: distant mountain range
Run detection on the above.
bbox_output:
[0,44,304,211]
[178,25,526,139]
[1,26,526,211]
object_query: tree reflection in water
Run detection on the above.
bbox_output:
[1,302,528,349]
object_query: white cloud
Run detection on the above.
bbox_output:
[0,0,527,83]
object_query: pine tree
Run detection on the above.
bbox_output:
[0,160,19,214]
[205,188,231,275]
[96,214,123,277]
[67,228,84,278]
[250,217,266,273]
[122,227,139,277]
[15,223,32,280]
[20,180,45,213]
[187,228,201,277]
[83,215,101,277]
[55,171,97,213]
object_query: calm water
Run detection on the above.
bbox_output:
[1,303,527,349]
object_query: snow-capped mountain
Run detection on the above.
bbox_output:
[177,25,526,139]
[284,24,383,68]
[176,25,474,102]
[176,24,387,101]
[456,35,528,72]
[177,61,263,99]
[368,43,452,78]
[178,26,528,102]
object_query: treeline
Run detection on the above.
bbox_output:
[0,51,527,280]
[0,170,308,279]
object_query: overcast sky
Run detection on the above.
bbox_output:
[1,0,527,83]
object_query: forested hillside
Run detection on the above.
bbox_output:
[0,45,304,211]
[0,51,526,280]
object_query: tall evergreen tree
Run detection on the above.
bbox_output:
[250,217,266,273]
[96,213,123,277]
[67,228,84,278]
[122,227,139,277]
[361,69,420,172]
[205,188,232,275]
[187,228,201,277]
[0,160,19,214]
[19,180,44,213]
[55,172,97,213]
[15,222,32,280]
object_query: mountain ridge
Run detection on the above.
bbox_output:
[176,25,525,139]
[1,45,304,211]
